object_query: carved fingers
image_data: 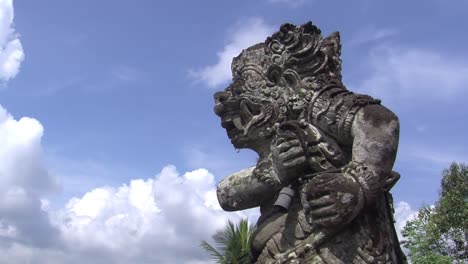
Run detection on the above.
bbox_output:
[277,139,306,167]
[300,172,364,228]
[272,135,307,184]
[308,194,335,209]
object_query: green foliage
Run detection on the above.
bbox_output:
[402,162,468,263]
[200,219,256,264]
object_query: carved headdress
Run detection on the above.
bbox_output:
[229,22,379,141]
[232,22,342,89]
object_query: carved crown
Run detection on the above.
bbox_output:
[231,22,343,87]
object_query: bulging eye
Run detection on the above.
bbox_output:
[233,84,245,95]
[230,78,246,96]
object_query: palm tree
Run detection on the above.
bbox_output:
[200,219,256,264]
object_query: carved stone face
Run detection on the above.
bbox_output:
[214,65,278,152]
[213,23,343,153]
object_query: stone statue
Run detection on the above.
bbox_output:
[213,22,407,263]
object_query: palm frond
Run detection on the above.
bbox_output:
[200,218,256,264]
[200,240,224,261]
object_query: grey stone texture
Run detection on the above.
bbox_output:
[213,22,406,263]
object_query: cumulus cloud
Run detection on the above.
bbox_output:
[51,165,259,263]
[190,18,275,88]
[393,201,418,240]
[0,0,24,82]
[0,105,59,248]
[354,45,468,104]
[0,107,57,193]
[0,0,55,252]
[0,164,260,264]
[49,178,417,263]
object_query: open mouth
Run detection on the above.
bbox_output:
[221,112,244,141]
[221,114,243,130]
[219,99,264,140]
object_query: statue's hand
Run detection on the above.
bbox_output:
[300,172,364,228]
[271,134,307,185]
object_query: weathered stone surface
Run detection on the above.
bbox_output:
[213,22,406,263]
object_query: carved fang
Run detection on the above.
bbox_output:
[233,116,244,131]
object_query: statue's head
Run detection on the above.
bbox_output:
[214,22,343,153]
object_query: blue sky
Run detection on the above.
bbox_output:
[1,0,467,263]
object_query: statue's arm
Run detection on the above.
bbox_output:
[302,101,400,227]
[309,91,400,206]
[349,104,399,205]
[217,165,282,211]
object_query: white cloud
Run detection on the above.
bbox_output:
[393,201,418,240]
[0,0,57,252]
[190,18,275,88]
[0,0,24,82]
[354,45,468,105]
[52,165,259,263]
[0,105,59,248]
[0,103,254,263]
[0,164,260,264]
[0,106,57,193]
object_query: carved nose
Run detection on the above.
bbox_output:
[214,91,230,104]
[214,91,230,116]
